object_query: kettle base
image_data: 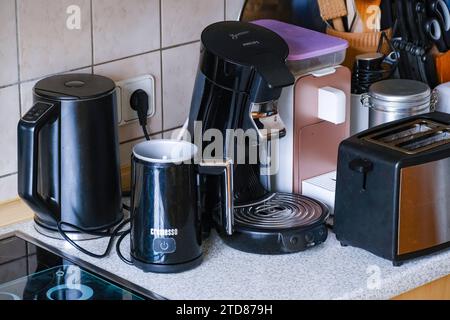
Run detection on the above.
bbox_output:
[130,254,203,274]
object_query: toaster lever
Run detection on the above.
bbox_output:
[349,158,373,190]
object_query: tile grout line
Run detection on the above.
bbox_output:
[0,172,18,180]
[8,41,200,88]
[14,0,22,115]
[0,83,20,90]
[17,65,95,86]
[90,0,94,74]
[159,0,164,134]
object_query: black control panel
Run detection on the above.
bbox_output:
[22,102,54,123]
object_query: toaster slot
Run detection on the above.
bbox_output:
[374,121,437,144]
[362,119,450,154]
[397,130,450,153]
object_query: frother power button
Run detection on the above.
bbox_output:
[153,238,176,253]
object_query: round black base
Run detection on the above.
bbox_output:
[130,254,203,273]
[220,223,329,255]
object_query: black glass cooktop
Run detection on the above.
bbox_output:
[0,232,161,300]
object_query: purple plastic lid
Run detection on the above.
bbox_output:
[252,19,348,61]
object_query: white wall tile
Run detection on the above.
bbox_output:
[162,42,200,130]
[20,68,91,115]
[94,51,162,141]
[0,85,20,177]
[92,0,160,64]
[0,174,18,202]
[161,0,224,47]
[17,0,91,81]
[0,0,18,86]
[226,0,245,20]
[162,127,185,140]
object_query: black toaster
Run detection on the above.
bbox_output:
[335,112,450,266]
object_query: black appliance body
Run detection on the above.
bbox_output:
[188,21,328,254]
[128,140,233,273]
[18,74,123,237]
[335,112,450,266]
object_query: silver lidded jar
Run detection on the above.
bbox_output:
[361,79,434,128]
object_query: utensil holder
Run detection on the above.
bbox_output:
[326,28,392,71]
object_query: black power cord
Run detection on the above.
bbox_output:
[57,216,131,259]
[116,229,133,265]
[130,89,151,141]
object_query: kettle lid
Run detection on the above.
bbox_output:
[34,73,115,100]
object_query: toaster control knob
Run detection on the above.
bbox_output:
[349,158,373,174]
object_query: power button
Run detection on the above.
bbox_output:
[153,238,176,254]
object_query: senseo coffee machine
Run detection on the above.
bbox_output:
[253,20,351,213]
[187,21,330,254]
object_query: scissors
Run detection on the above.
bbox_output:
[422,0,450,52]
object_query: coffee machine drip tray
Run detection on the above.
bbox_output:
[226,193,329,254]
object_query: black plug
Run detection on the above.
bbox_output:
[130,89,150,140]
[130,89,149,127]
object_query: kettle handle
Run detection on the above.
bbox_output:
[198,159,234,235]
[18,102,58,216]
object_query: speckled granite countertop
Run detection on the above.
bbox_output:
[0,219,449,300]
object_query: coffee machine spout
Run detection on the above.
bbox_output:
[254,53,295,89]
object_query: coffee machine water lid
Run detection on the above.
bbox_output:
[251,19,349,61]
[201,21,294,89]
[34,74,116,101]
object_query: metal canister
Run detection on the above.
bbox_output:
[361,79,433,128]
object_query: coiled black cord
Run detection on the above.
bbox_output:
[57,215,130,259]
[115,229,133,265]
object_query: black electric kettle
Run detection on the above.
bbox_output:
[17,73,123,238]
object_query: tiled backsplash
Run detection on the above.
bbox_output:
[0,0,245,202]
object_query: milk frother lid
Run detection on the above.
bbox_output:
[34,73,116,101]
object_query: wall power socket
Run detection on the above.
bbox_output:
[116,75,155,126]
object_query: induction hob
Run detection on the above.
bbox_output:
[0,232,163,300]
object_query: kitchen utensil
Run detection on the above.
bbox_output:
[317,0,347,31]
[17,74,123,239]
[361,79,432,127]
[326,27,393,70]
[355,0,381,32]
[335,113,450,266]
[253,20,350,215]
[187,21,328,254]
[125,140,233,273]
[380,0,394,30]
[347,0,358,31]
[434,49,450,83]
[426,0,450,50]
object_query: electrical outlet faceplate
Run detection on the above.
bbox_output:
[116,75,155,126]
